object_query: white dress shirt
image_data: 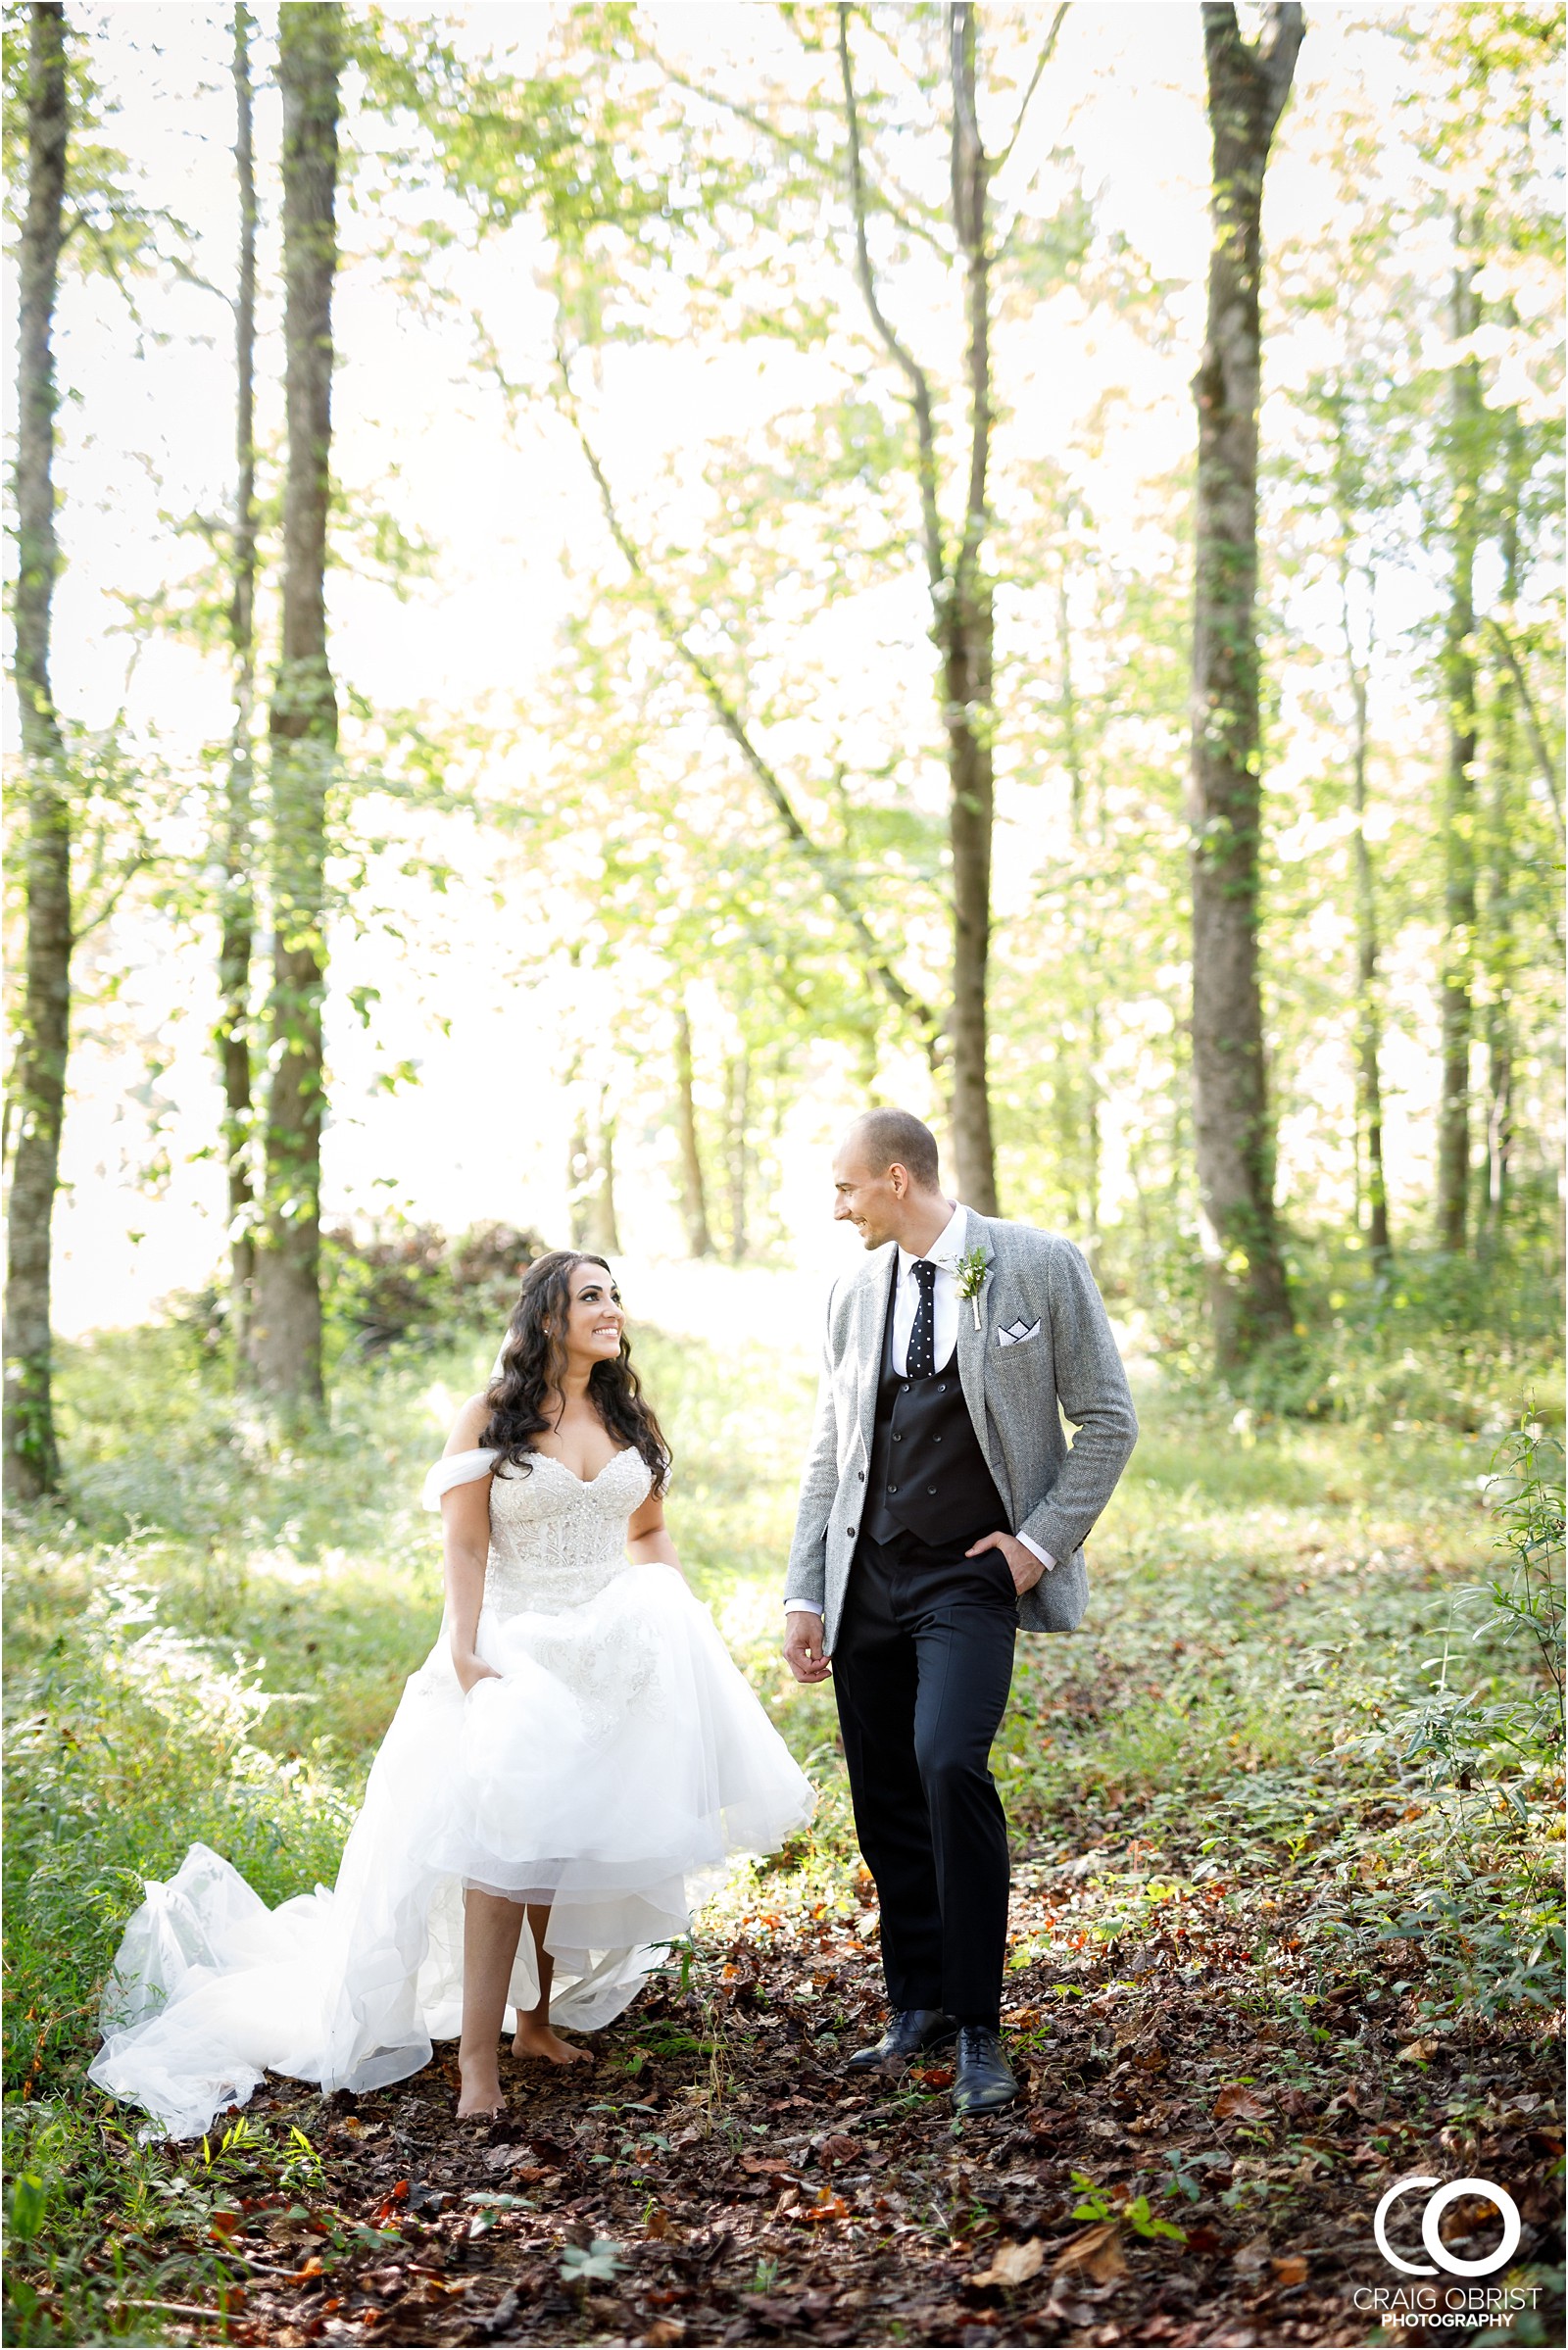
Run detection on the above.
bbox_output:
[892,1199,968,1376]
[786,1203,1054,1617]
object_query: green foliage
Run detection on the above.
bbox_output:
[1322,1413,1566,2019]
[3,1565,358,2098]
[1069,2173,1187,2242]
[560,2236,624,2285]
[994,1384,1563,2032]
[1,2,173,279]
[1224,1240,1564,1429]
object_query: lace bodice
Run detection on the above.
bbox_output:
[478,1447,654,1620]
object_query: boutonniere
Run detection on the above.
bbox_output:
[953,1243,991,1329]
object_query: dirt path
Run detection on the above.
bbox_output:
[110,1857,1560,2350]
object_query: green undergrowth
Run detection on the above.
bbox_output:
[995,1401,1565,2029]
[3,1314,1562,2343]
[1207,1236,1565,1430]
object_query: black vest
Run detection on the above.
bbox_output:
[865,1260,1006,1550]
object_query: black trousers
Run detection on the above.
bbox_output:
[832,1528,1016,2029]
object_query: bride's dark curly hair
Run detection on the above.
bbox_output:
[478,1250,669,1491]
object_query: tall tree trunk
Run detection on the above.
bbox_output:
[219,1,259,1352]
[1437,240,1482,1256]
[1481,420,1524,1248]
[944,1,998,1213]
[4,4,72,1503]
[1482,712,1515,1246]
[839,0,1004,1212]
[674,1000,713,1257]
[1187,1,1302,1373]
[1338,549,1392,1266]
[250,1,340,1404]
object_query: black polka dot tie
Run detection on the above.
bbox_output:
[907,1257,939,1379]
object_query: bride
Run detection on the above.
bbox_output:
[90,1251,814,2135]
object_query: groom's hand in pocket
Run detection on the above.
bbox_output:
[784,1611,831,1685]
[965,1530,1047,1595]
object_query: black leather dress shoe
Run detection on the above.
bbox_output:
[952,2025,1018,2115]
[846,2008,958,2072]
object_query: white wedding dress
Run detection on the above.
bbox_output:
[89,1444,813,2139]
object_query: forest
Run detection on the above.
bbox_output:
[3,4,1564,2347]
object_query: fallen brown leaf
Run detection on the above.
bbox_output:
[971,2238,1045,2287]
[1233,2237,1272,2274]
[818,2133,862,2168]
[1213,2082,1271,2123]
[1054,2222,1127,2283]
[1396,2035,1441,2062]
[409,2275,470,2305]
[640,2325,685,2347]
[1273,2255,1309,2284]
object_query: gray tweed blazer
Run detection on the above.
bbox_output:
[783,1213,1138,1650]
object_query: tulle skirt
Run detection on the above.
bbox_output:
[88,1564,814,2139]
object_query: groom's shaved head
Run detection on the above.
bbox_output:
[843,1108,941,1192]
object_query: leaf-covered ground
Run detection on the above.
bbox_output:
[21,1851,1559,2350]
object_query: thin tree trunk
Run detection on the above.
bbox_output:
[219,1,259,1352]
[674,1000,713,1257]
[838,0,1007,1212]
[1058,562,1099,1248]
[1056,572,1085,832]
[1338,548,1392,1267]
[1085,989,1102,1251]
[1482,730,1515,1245]
[567,1078,619,1255]
[726,1053,749,1265]
[586,1093,621,1255]
[1437,240,1481,1256]
[1187,1,1302,1373]
[4,4,72,1502]
[944,1,999,1214]
[1484,612,1566,847]
[1482,423,1524,1247]
[567,1092,590,1248]
[251,1,340,1404]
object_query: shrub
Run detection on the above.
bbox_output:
[322,1218,548,1354]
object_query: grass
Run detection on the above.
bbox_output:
[3,1311,1562,2343]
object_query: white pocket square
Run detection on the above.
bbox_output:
[997,1318,1041,1346]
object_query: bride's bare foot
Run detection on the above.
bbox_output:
[512,2016,591,2066]
[457,2059,508,2117]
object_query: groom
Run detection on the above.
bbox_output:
[783,1110,1138,2114]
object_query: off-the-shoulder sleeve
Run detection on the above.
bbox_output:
[420,1448,499,1511]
